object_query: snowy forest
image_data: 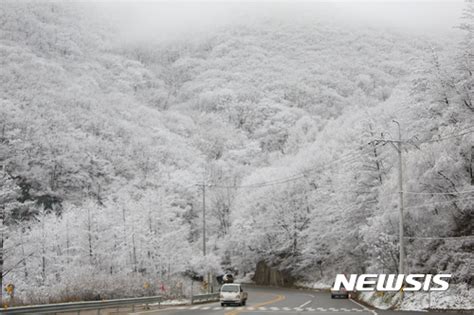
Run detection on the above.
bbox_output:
[0,1,473,305]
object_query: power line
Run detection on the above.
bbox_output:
[371,126,474,147]
[378,189,474,200]
[418,126,474,144]
[402,189,474,195]
[210,144,383,189]
[232,187,474,211]
[404,236,474,240]
[186,126,473,192]
[187,124,474,241]
[403,196,474,210]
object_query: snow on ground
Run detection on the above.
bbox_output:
[357,284,473,311]
[150,298,189,307]
[161,299,190,306]
[400,284,473,311]
[295,281,472,311]
[357,291,402,310]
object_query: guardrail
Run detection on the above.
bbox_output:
[190,293,220,304]
[0,296,163,314]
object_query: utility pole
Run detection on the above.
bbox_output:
[201,183,211,293]
[393,120,405,275]
[202,183,206,257]
[371,121,405,275]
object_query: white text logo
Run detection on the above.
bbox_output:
[332,274,451,292]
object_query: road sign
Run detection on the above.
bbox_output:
[5,283,14,296]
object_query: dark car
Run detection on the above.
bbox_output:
[331,287,349,298]
[330,281,349,299]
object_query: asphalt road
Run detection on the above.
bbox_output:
[131,286,464,315]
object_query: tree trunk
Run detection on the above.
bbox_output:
[20,233,28,280]
[132,230,137,273]
[87,208,93,264]
[41,212,46,284]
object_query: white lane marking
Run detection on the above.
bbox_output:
[148,304,376,313]
[298,300,312,308]
[350,298,378,315]
[300,293,317,299]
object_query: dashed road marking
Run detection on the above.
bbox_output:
[350,298,378,315]
[299,300,312,308]
[153,305,374,312]
[226,292,285,315]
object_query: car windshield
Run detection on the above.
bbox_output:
[221,285,239,292]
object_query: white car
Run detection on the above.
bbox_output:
[220,283,248,306]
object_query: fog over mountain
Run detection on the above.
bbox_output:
[99,1,465,44]
[0,0,472,309]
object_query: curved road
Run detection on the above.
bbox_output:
[132,286,459,315]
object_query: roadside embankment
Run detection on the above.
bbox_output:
[293,281,473,312]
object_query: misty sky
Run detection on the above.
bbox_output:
[95,1,466,44]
